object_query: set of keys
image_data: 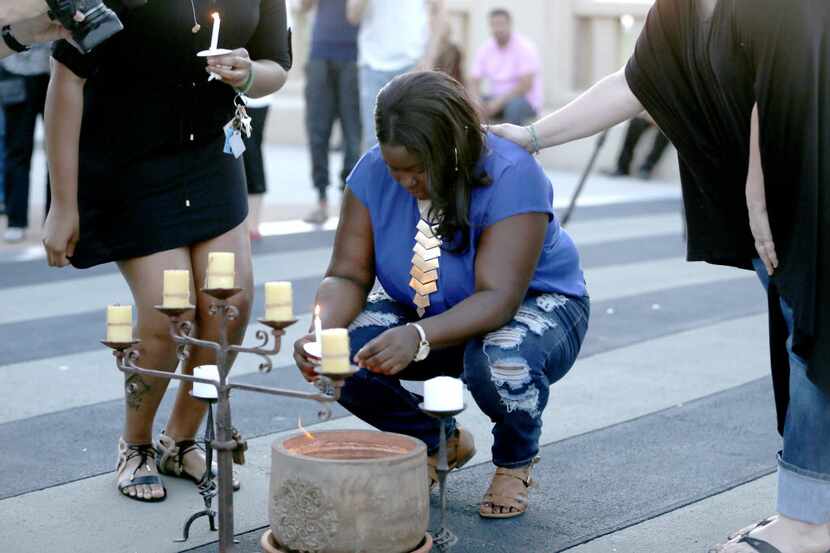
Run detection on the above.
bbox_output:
[223,96,253,159]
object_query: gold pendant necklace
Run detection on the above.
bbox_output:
[189,0,201,33]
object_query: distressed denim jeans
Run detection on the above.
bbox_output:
[754,259,830,524]
[337,289,590,468]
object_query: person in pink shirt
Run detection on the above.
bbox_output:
[469,8,542,125]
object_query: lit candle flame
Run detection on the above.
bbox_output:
[297,416,315,440]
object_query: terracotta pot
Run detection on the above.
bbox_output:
[268,430,429,553]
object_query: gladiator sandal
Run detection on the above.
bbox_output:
[116,437,166,502]
[155,432,240,491]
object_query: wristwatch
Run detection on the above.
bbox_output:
[407,322,431,362]
[2,26,31,54]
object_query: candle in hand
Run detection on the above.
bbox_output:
[265,282,293,321]
[163,270,191,308]
[106,304,133,343]
[424,376,464,412]
[314,305,323,343]
[321,328,350,374]
[192,364,220,400]
[209,12,221,51]
[205,252,235,289]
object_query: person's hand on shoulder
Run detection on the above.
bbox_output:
[488,123,534,153]
[10,14,72,47]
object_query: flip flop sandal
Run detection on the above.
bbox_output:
[156,432,241,491]
[709,516,780,553]
[116,439,167,503]
[734,536,785,553]
[479,458,538,519]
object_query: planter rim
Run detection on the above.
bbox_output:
[260,529,433,553]
[273,428,426,464]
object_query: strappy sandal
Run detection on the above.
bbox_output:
[156,432,240,491]
[479,458,539,519]
[116,437,166,502]
[427,427,476,490]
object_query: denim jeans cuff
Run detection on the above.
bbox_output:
[777,452,830,524]
[492,453,538,469]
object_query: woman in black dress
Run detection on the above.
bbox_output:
[493,1,830,552]
[43,0,291,502]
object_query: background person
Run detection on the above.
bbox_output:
[468,7,542,125]
[1,43,50,243]
[604,114,670,180]
[346,0,449,150]
[299,0,361,226]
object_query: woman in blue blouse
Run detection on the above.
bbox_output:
[294,71,589,518]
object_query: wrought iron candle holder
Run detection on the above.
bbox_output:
[103,287,353,553]
[419,403,467,552]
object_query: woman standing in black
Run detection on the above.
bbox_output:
[43,0,291,502]
[493,1,830,552]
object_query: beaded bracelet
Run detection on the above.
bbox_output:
[234,69,255,95]
[527,124,541,155]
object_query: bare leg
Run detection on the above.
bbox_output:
[163,223,254,478]
[117,248,195,500]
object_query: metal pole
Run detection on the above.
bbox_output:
[216,304,236,553]
[560,129,609,227]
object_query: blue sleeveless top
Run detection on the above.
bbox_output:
[347,133,587,317]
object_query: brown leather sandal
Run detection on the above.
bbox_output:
[479,458,539,519]
[427,427,476,490]
[156,432,240,491]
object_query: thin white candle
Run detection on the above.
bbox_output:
[314,305,323,344]
[209,12,220,51]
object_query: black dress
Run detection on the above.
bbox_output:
[626,0,830,430]
[52,0,291,268]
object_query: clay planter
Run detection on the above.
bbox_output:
[267,430,429,553]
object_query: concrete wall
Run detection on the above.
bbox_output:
[267,0,677,179]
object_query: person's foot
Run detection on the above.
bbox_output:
[303,206,328,225]
[710,514,830,553]
[116,438,166,502]
[427,426,476,490]
[3,227,25,243]
[601,168,628,178]
[156,433,241,490]
[479,458,539,519]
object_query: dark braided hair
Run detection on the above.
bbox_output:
[374,71,490,252]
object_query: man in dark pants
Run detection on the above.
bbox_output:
[2,43,49,242]
[299,0,361,225]
[606,115,670,180]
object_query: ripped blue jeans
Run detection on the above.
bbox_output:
[337,290,590,468]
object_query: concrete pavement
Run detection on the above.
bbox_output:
[0,144,783,553]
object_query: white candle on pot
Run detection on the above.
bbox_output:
[193,365,220,400]
[424,376,464,412]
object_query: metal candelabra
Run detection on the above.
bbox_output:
[103,287,356,553]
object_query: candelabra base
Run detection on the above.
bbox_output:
[259,530,433,553]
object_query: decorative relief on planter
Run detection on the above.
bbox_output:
[272,478,338,552]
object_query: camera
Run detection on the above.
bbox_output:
[46,0,147,54]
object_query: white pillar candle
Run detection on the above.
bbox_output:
[424,376,464,412]
[209,12,221,51]
[205,252,235,289]
[162,270,191,308]
[313,305,323,344]
[265,282,293,321]
[106,304,133,343]
[321,328,350,374]
[193,364,220,400]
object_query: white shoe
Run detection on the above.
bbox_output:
[3,227,25,243]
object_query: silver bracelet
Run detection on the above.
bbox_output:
[526,124,541,155]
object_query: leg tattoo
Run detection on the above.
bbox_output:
[125,374,151,411]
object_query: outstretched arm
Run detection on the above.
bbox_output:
[490,68,644,152]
